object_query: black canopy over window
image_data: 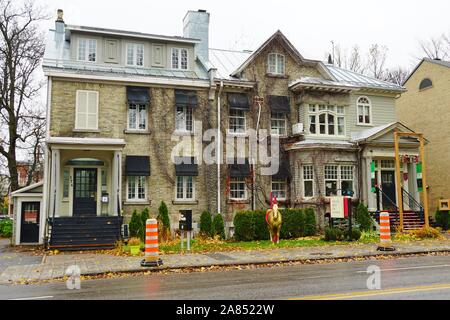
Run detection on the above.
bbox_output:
[228,158,251,178]
[175,90,198,107]
[273,158,290,179]
[125,156,150,176]
[174,156,198,176]
[127,86,150,105]
[268,95,290,113]
[228,93,250,110]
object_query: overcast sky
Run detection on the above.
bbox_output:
[37,0,449,69]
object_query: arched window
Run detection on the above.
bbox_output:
[357,96,371,125]
[419,78,433,90]
[308,104,345,136]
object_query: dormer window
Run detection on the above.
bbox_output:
[357,96,372,125]
[268,53,285,75]
[77,38,97,62]
[419,78,433,90]
[126,43,144,66]
[172,48,188,70]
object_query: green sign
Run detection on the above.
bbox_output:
[416,162,423,192]
[371,161,376,193]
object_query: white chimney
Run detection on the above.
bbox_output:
[183,10,210,61]
[55,9,65,34]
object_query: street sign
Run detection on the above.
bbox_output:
[330,196,345,218]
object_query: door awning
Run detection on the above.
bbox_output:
[228,159,251,178]
[228,93,250,110]
[268,95,290,113]
[175,90,198,107]
[273,158,290,179]
[174,157,198,176]
[127,86,150,105]
[125,156,150,176]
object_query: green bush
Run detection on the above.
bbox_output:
[129,210,143,239]
[141,208,150,226]
[212,213,226,240]
[0,219,12,238]
[324,227,345,241]
[355,203,372,231]
[199,211,213,237]
[345,228,362,241]
[435,210,449,230]
[157,201,171,232]
[234,208,317,241]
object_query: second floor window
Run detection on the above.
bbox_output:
[175,106,193,132]
[126,43,144,66]
[128,104,147,130]
[172,48,188,70]
[268,53,285,75]
[271,112,287,135]
[308,104,345,136]
[229,109,246,134]
[78,38,97,62]
[357,97,371,125]
[176,176,194,200]
[75,90,98,130]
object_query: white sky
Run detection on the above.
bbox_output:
[36,0,450,70]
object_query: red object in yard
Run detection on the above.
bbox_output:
[343,197,349,218]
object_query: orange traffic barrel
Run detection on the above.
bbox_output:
[141,219,163,267]
[377,211,395,252]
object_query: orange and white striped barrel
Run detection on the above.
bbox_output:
[379,212,392,244]
[144,219,159,262]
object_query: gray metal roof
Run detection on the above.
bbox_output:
[424,58,450,68]
[209,48,252,80]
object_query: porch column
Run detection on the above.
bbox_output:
[48,149,60,218]
[112,151,122,216]
[40,147,51,241]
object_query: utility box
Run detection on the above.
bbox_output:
[179,210,192,231]
[439,199,450,211]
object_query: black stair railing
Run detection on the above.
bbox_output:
[401,187,424,219]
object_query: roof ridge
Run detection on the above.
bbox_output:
[209,48,253,54]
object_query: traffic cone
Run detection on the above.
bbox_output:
[377,211,395,251]
[141,218,163,267]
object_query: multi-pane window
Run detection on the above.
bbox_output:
[308,104,345,136]
[176,176,194,200]
[270,112,287,135]
[229,109,246,133]
[172,48,188,70]
[175,106,193,132]
[128,104,147,130]
[271,179,287,200]
[357,97,371,125]
[75,90,98,130]
[63,168,70,199]
[126,43,144,66]
[302,165,314,197]
[229,177,247,200]
[268,53,285,75]
[127,176,146,200]
[324,165,354,196]
[78,38,97,62]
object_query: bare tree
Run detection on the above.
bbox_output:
[383,67,410,86]
[366,44,388,80]
[348,45,365,74]
[419,34,449,60]
[0,0,48,191]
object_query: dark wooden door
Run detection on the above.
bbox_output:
[73,168,98,216]
[20,202,40,243]
[381,171,397,210]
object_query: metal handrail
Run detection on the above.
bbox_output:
[401,187,424,218]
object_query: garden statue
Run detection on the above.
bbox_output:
[266,193,282,244]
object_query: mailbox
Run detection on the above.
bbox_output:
[179,210,192,231]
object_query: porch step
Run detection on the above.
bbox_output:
[49,216,123,251]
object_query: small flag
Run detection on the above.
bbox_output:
[416,162,423,192]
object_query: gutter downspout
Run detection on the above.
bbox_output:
[253,100,262,210]
[217,81,224,214]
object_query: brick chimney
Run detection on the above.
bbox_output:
[183,10,210,61]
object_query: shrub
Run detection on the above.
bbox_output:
[129,210,143,239]
[0,219,12,238]
[212,213,226,240]
[157,201,171,232]
[345,228,362,241]
[234,211,256,241]
[410,226,442,239]
[304,208,317,236]
[128,237,141,246]
[324,227,344,241]
[435,210,449,230]
[199,211,213,237]
[141,208,150,227]
[356,203,372,231]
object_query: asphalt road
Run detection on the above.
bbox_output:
[1,255,450,300]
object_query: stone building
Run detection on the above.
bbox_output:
[11,9,428,248]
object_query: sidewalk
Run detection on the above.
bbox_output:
[1,240,449,285]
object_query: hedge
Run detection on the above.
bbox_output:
[199,211,213,237]
[233,208,317,241]
[435,210,449,230]
[0,219,12,238]
[212,213,226,240]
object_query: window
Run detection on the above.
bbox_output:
[267,53,285,75]
[357,97,371,125]
[270,112,287,135]
[172,48,188,70]
[128,104,147,130]
[126,43,144,66]
[419,78,433,90]
[175,106,193,132]
[229,177,247,200]
[63,168,70,199]
[176,176,194,200]
[308,104,345,136]
[77,38,97,62]
[324,164,354,196]
[272,179,287,200]
[127,176,146,201]
[75,90,98,130]
[229,109,246,134]
[302,165,314,197]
